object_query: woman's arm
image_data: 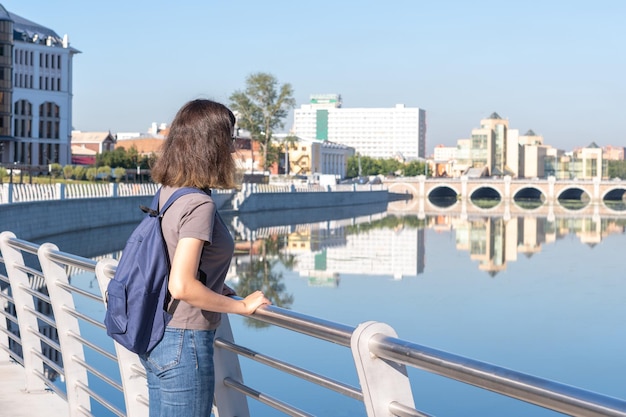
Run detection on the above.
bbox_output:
[168,237,270,315]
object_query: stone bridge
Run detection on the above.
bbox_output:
[384,176,626,218]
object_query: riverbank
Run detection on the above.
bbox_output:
[0,184,392,242]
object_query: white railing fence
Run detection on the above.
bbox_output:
[0,183,161,204]
[1,233,626,417]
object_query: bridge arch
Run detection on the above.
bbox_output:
[512,186,545,209]
[427,185,459,208]
[387,181,419,196]
[556,186,590,210]
[601,186,626,212]
[468,186,502,209]
[557,186,589,201]
[602,186,626,202]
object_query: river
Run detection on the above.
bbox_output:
[48,202,626,416]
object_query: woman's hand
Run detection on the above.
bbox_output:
[240,290,271,315]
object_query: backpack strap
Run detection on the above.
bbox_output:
[155,187,208,316]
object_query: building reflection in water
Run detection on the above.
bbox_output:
[230,212,626,285]
[3,208,625,396]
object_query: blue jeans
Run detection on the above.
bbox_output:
[140,328,216,417]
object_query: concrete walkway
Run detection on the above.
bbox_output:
[0,360,68,417]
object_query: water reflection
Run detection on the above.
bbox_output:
[229,209,626,284]
[9,202,626,416]
[232,237,295,328]
[42,203,626,304]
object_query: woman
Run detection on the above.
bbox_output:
[143,99,270,416]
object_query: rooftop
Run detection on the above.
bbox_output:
[0,4,78,50]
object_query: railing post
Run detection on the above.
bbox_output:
[0,279,9,361]
[6,182,13,203]
[213,313,251,417]
[95,258,149,417]
[351,321,415,417]
[56,182,66,200]
[38,242,91,416]
[1,183,9,203]
[0,231,47,391]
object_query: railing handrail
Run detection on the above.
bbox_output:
[1,233,625,417]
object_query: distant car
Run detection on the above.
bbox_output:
[340,176,369,184]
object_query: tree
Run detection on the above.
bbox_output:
[73,165,86,180]
[113,167,126,182]
[49,163,63,179]
[97,166,112,181]
[403,160,428,177]
[86,167,97,181]
[63,165,74,179]
[608,160,626,179]
[230,72,296,171]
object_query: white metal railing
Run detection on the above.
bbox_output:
[0,183,236,206]
[237,182,386,194]
[0,183,160,204]
[1,233,626,417]
[0,182,377,205]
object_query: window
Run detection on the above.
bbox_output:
[14,100,33,138]
[38,102,60,139]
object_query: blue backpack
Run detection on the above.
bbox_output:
[104,187,205,354]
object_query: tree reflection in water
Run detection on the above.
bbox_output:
[233,236,294,328]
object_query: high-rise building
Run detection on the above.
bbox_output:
[293,94,426,160]
[0,5,80,166]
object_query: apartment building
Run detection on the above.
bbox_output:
[0,5,79,166]
[273,133,354,178]
[293,94,426,161]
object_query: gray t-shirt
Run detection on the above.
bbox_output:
[159,186,234,330]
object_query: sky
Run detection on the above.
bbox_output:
[2,0,624,154]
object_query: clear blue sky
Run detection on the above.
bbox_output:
[3,0,624,154]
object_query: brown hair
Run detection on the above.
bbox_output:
[151,99,237,189]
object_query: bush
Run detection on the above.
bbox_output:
[50,163,63,179]
[97,166,112,181]
[113,167,126,183]
[73,166,87,180]
[63,165,74,179]
[86,167,97,181]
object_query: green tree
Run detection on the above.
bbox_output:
[608,160,626,179]
[113,167,126,182]
[86,167,97,181]
[126,146,140,169]
[230,72,296,171]
[49,163,62,179]
[97,166,112,181]
[403,160,428,177]
[346,155,382,177]
[233,237,294,328]
[63,165,74,179]
[73,165,87,180]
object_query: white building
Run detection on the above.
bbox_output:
[293,226,425,281]
[0,5,80,166]
[293,94,427,161]
[274,133,354,179]
[433,144,456,162]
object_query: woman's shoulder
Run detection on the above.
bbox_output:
[160,186,215,212]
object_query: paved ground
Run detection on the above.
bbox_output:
[0,360,68,417]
